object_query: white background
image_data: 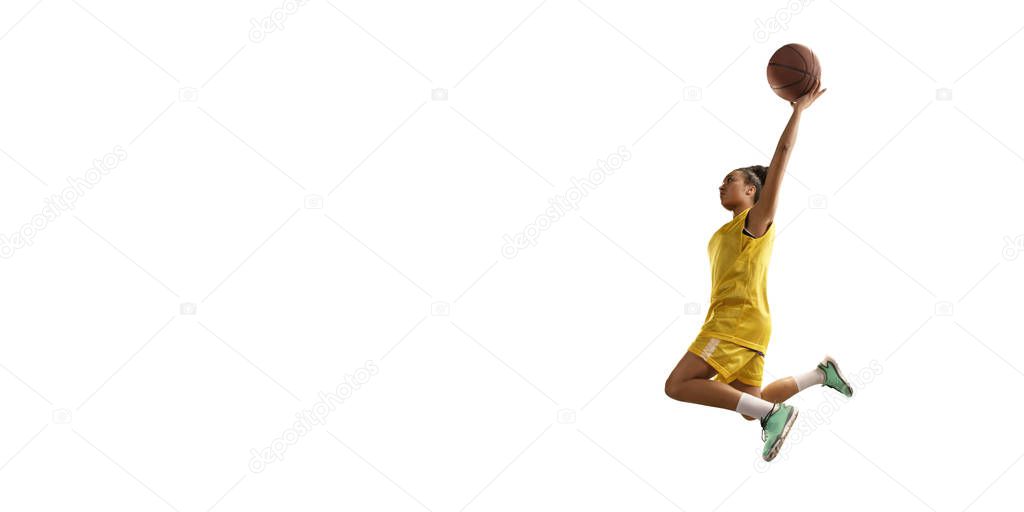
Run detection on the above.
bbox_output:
[2,0,1023,510]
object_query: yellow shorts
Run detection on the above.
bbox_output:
[687,336,764,387]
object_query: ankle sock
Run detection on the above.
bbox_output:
[736,393,776,419]
[794,366,825,391]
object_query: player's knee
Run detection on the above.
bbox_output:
[664,377,686,400]
[664,378,678,399]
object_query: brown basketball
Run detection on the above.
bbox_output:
[766,43,821,101]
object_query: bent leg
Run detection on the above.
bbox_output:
[664,351,748,411]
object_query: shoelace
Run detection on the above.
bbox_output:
[759,404,778,442]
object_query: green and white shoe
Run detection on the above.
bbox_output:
[760,403,798,462]
[818,355,854,398]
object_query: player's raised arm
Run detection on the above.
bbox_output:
[747,80,826,236]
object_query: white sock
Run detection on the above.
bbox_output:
[736,393,776,419]
[794,366,825,391]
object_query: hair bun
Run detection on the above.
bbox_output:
[754,166,768,184]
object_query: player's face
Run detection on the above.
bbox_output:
[719,171,745,207]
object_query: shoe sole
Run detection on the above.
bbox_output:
[763,407,799,462]
[823,354,854,397]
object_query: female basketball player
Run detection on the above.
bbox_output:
[664,79,853,462]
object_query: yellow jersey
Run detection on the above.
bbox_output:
[696,206,776,354]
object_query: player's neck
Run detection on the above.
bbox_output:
[732,205,752,218]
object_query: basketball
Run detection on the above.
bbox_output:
[766,43,821,102]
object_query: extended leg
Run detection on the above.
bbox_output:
[760,375,805,404]
[761,355,854,403]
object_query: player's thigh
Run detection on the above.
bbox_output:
[667,350,717,384]
[730,350,765,392]
[728,380,761,397]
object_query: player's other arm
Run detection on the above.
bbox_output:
[747,79,826,237]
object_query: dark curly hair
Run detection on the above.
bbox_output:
[737,165,768,203]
